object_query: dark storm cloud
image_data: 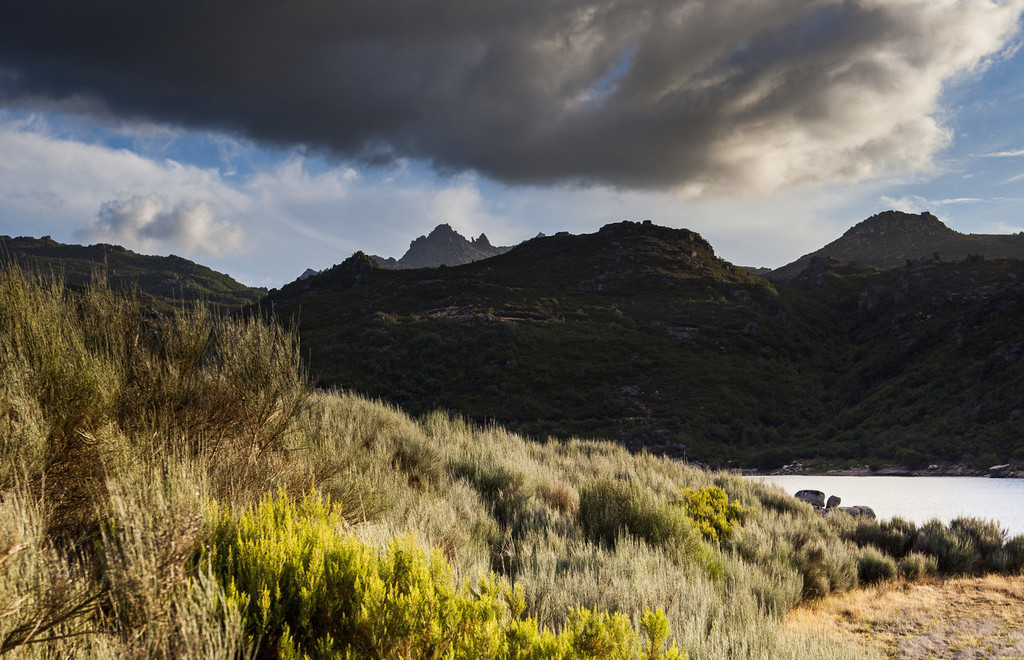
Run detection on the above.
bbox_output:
[1,0,1021,193]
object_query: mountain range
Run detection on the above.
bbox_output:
[261,214,1024,471]
[5,211,1023,471]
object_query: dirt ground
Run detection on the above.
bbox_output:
[787,575,1024,659]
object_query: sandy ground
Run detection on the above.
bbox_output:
[787,575,1024,659]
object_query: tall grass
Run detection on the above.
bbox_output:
[0,268,1018,658]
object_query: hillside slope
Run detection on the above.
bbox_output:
[265,222,833,465]
[770,211,1024,280]
[262,219,1024,471]
[0,235,264,309]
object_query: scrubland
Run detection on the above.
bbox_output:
[1,268,1022,658]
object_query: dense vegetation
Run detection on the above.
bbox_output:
[2,268,1023,658]
[770,210,1024,281]
[0,234,264,311]
[261,220,1024,470]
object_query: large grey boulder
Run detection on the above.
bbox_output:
[826,495,841,510]
[989,464,1012,478]
[795,490,826,508]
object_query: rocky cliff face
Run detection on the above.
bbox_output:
[370,224,511,269]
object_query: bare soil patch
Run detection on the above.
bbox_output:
[787,575,1024,659]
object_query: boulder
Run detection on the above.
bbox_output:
[839,505,876,519]
[826,495,841,510]
[795,490,826,508]
[989,464,1012,478]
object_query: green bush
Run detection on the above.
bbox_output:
[578,479,698,555]
[913,519,982,574]
[677,487,746,543]
[839,516,917,559]
[949,517,1005,569]
[793,540,858,599]
[207,490,689,659]
[897,552,937,580]
[988,534,1024,574]
[856,546,896,584]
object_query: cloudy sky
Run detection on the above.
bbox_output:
[2,0,1024,287]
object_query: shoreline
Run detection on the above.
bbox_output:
[739,463,1023,479]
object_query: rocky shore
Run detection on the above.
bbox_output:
[758,462,1023,478]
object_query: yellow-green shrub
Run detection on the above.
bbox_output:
[677,487,745,543]
[206,491,687,659]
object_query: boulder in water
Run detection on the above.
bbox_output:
[795,490,825,508]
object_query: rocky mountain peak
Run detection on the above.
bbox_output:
[768,210,1024,281]
[369,223,512,269]
[844,210,948,238]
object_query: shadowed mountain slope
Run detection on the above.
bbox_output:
[770,211,1024,281]
[0,235,264,309]
[261,219,1024,471]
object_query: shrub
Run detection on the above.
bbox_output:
[537,480,580,516]
[791,539,858,599]
[795,542,832,599]
[857,546,896,584]
[988,534,1024,574]
[949,517,1005,568]
[839,516,917,559]
[207,490,689,659]
[677,487,745,544]
[897,552,937,580]
[451,460,530,530]
[914,519,982,574]
[578,479,700,560]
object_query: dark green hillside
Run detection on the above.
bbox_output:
[263,219,1024,471]
[264,221,838,465]
[771,211,1024,280]
[0,235,264,309]
[787,255,1024,468]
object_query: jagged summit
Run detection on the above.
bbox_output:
[369,223,512,269]
[846,210,946,235]
[770,210,1024,280]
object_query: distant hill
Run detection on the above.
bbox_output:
[770,210,1024,280]
[260,218,1024,472]
[368,223,512,269]
[0,235,265,310]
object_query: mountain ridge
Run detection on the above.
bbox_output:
[0,234,265,310]
[770,210,1024,280]
[260,217,1024,472]
[368,223,513,269]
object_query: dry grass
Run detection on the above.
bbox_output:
[788,575,1024,659]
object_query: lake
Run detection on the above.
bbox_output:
[747,475,1024,537]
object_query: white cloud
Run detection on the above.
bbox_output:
[880,194,985,211]
[80,195,245,256]
[686,0,1024,195]
[980,148,1024,158]
[0,118,249,232]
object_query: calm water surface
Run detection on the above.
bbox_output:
[747,475,1024,537]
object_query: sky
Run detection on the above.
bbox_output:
[2,0,1024,288]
